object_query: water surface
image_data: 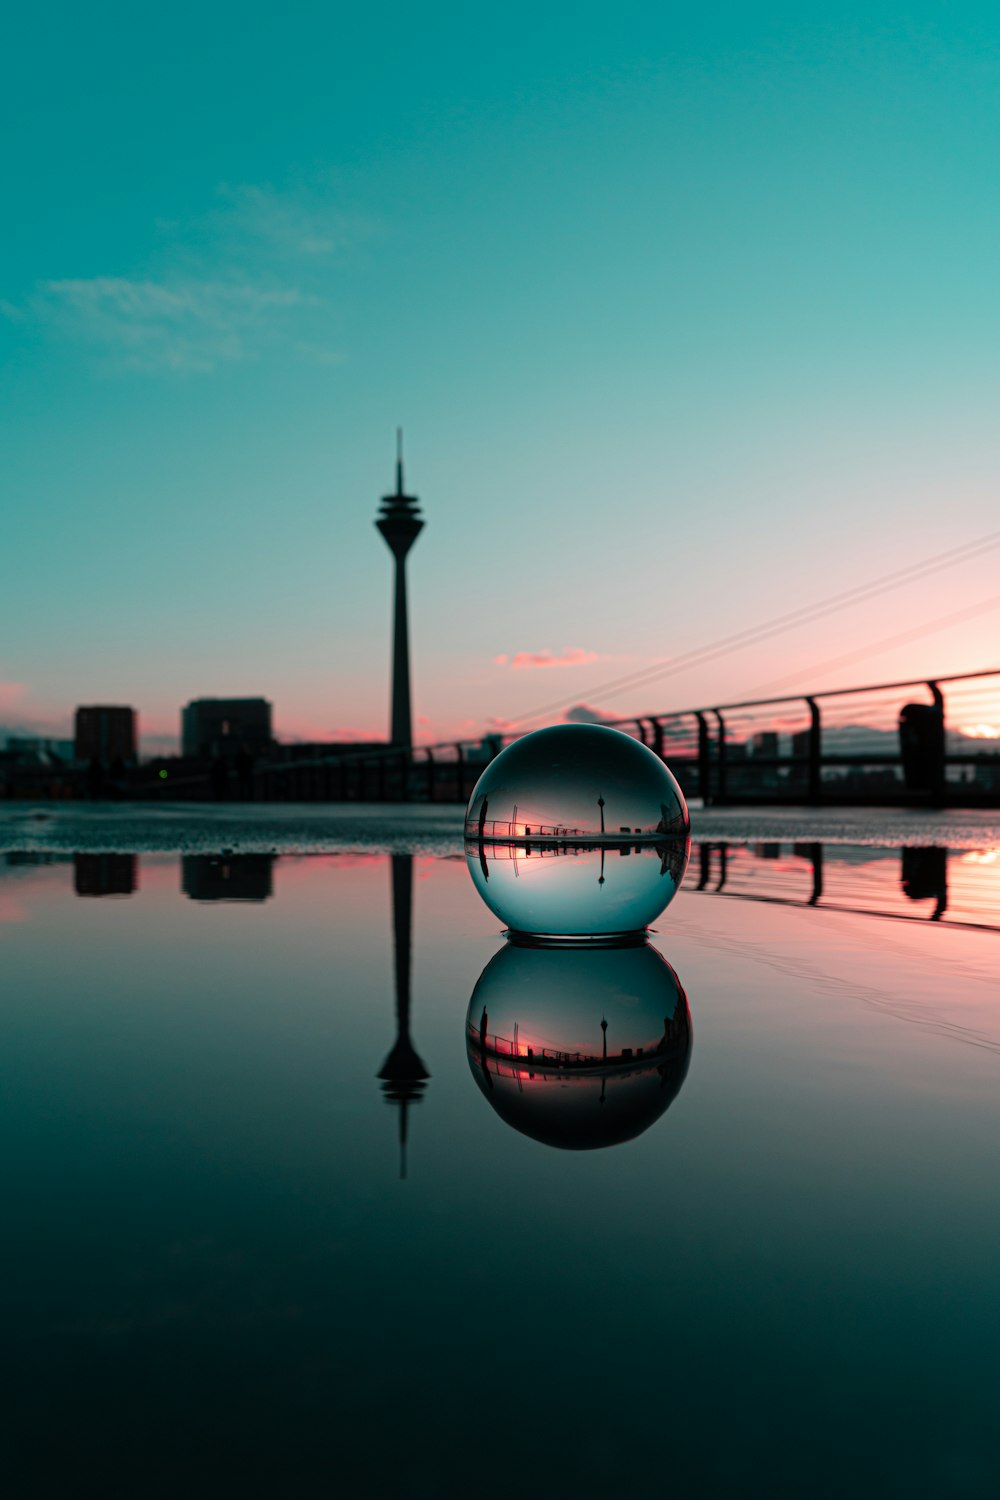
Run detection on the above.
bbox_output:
[2,840,999,1496]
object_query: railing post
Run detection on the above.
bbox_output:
[649,718,664,759]
[696,712,711,802]
[928,680,946,807]
[807,696,822,804]
[713,710,727,804]
[809,843,823,905]
[455,743,466,803]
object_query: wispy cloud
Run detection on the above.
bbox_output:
[15,176,371,373]
[36,278,309,373]
[209,181,368,259]
[495,648,606,670]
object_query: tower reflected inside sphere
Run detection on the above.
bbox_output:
[464,724,690,939]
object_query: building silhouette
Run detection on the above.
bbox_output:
[181,854,275,902]
[375,432,424,750]
[74,705,136,765]
[74,853,138,897]
[181,698,273,758]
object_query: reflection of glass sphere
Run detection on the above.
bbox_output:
[464,725,690,938]
[466,938,692,1151]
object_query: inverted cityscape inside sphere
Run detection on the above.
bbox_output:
[464,724,691,938]
[466,938,693,1149]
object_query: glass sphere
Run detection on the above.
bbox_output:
[465,724,690,842]
[465,725,690,938]
[466,937,692,1151]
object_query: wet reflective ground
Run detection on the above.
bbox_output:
[2,839,1000,1496]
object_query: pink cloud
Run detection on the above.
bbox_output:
[275,713,485,749]
[276,718,383,744]
[564,703,616,724]
[0,683,70,738]
[499,648,605,671]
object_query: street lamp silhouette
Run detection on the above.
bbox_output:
[375,430,424,750]
[377,854,429,1179]
[601,1014,608,1060]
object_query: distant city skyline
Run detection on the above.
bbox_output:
[5,4,1000,751]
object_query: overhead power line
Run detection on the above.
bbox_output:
[735,591,1000,703]
[502,526,1000,730]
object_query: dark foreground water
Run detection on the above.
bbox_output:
[2,834,999,1497]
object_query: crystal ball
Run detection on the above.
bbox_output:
[464,724,690,938]
[466,937,692,1150]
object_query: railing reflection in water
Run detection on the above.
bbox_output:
[693,842,1000,933]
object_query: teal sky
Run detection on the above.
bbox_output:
[4,2,1000,750]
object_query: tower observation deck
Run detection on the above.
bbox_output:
[375,431,424,750]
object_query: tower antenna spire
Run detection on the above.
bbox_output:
[396,427,404,495]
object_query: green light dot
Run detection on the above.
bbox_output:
[159,769,168,778]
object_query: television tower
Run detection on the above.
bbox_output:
[375,430,424,750]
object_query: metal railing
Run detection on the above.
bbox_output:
[10,667,996,806]
[466,1021,685,1071]
[234,667,1000,807]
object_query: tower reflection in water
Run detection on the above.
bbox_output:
[377,854,429,1179]
[466,937,691,1150]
